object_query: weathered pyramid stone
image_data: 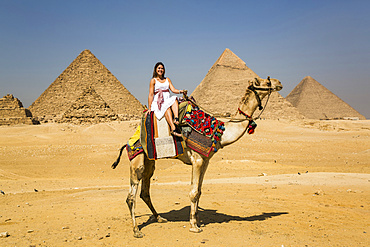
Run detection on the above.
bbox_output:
[191,48,260,116]
[0,94,35,125]
[28,49,144,123]
[286,76,366,120]
[59,87,118,124]
[258,92,305,120]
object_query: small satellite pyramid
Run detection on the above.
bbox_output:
[286,76,366,120]
[28,50,144,122]
[191,48,259,116]
[0,94,35,125]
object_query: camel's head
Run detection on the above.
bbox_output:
[248,77,283,93]
[237,77,283,116]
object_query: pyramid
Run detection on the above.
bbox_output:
[0,94,35,125]
[190,48,260,116]
[257,92,305,120]
[28,50,144,123]
[286,76,366,120]
[59,87,118,124]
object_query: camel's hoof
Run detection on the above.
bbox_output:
[157,216,168,223]
[149,215,168,223]
[134,231,144,238]
[189,227,203,233]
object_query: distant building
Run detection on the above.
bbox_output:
[286,76,366,120]
[191,48,304,120]
[28,50,144,123]
[0,94,36,125]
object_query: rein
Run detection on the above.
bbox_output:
[231,77,273,121]
[248,77,272,110]
[248,86,272,120]
[183,77,274,122]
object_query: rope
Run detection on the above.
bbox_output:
[251,89,272,120]
[183,89,273,122]
[182,93,219,117]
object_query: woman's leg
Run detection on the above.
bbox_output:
[164,108,175,130]
[171,99,179,124]
[164,108,181,137]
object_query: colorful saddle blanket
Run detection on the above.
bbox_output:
[183,129,214,157]
[126,140,144,161]
[125,125,144,161]
[183,103,225,140]
[182,102,225,156]
[140,111,184,160]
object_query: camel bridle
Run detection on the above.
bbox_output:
[238,76,279,121]
[248,77,273,111]
[183,76,279,122]
[233,77,277,135]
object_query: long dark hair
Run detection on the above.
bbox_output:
[152,62,165,78]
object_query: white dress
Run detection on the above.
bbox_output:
[150,78,177,120]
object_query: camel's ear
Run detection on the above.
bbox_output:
[254,78,260,86]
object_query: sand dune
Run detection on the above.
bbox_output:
[0,119,369,246]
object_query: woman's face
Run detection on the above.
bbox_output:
[156,64,165,77]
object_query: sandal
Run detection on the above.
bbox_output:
[174,117,180,125]
[171,129,182,137]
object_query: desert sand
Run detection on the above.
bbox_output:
[0,119,369,246]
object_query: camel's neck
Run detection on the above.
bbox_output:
[219,118,250,147]
[220,91,258,147]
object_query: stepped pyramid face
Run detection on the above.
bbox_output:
[258,92,305,120]
[0,94,35,125]
[60,87,118,124]
[286,76,366,120]
[191,48,260,116]
[29,50,144,122]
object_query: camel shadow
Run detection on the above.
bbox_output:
[138,206,288,230]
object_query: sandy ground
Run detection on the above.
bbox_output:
[0,119,369,246]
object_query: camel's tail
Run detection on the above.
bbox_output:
[111,144,127,169]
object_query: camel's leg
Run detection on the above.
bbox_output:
[140,156,167,223]
[189,153,209,233]
[126,153,145,238]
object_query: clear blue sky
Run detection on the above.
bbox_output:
[1,0,369,118]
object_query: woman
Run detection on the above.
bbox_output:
[148,62,184,137]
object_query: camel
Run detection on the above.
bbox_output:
[112,77,283,238]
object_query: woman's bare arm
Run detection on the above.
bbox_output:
[168,78,182,94]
